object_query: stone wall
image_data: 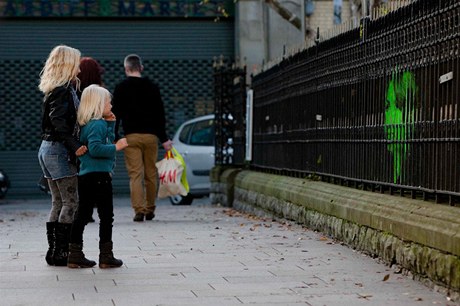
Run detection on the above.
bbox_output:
[210,166,241,207]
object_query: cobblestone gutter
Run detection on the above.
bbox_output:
[211,168,460,300]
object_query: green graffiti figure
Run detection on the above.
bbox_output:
[384,71,418,184]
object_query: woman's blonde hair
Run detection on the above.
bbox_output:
[38,45,81,94]
[77,85,111,126]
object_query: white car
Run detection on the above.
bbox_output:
[170,114,215,205]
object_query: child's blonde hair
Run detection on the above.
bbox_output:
[38,45,81,94]
[77,85,111,126]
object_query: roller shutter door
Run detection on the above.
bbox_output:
[0,19,234,198]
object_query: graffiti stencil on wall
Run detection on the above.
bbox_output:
[333,0,342,24]
[384,71,418,184]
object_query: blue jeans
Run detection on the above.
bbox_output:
[38,140,78,223]
[38,140,77,180]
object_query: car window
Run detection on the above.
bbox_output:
[179,123,193,144]
[190,119,214,146]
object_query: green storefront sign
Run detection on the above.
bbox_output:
[0,0,233,18]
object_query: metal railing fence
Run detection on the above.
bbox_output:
[213,58,246,165]
[250,0,460,203]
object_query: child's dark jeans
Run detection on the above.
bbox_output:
[70,172,114,244]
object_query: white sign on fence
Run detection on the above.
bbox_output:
[245,89,253,161]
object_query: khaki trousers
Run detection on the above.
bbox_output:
[124,133,159,215]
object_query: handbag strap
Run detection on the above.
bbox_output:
[164,150,173,159]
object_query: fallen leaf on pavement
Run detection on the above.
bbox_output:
[357,294,373,300]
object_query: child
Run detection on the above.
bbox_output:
[68,85,128,269]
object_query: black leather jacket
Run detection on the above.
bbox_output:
[41,85,82,157]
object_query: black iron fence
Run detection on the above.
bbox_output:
[250,0,460,203]
[213,57,246,165]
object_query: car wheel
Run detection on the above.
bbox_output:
[0,186,7,199]
[0,170,9,199]
[169,193,193,205]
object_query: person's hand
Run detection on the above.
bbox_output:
[115,138,128,151]
[75,145,87,156]
[162,139,173,151]
[104,112,116,121]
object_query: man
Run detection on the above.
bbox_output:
[112,54,173,222]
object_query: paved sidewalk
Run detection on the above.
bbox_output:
[0,196,458,306]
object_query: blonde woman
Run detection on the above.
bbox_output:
[38,45,87,266]
[68,85,128,268]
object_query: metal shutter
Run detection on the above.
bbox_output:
[0,18,234,198]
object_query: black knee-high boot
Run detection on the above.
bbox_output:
[45,222,56,265]
[54,223,71,266]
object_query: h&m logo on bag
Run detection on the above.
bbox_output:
[159,169,178,184]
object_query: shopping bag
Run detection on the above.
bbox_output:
[156,148,188,198]
[171,147,190,194]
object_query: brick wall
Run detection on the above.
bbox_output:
[309,0,353,37]
[237,0,356,74]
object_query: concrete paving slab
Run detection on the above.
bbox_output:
[0,196,458,306]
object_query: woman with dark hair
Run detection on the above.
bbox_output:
[77,57,104,98]
[77,57,105,223]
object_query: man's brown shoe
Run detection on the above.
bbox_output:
[145,212,155,220]
[133,213,144,222]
